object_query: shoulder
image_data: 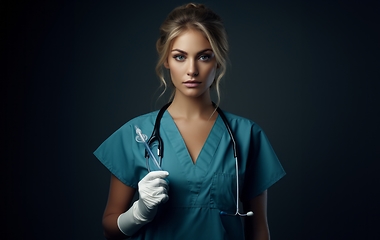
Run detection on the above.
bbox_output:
[221,110,263,132]
[128,111,159,123]
[222,111,252,123]
[117,110,160,131]
[99,111,160,142]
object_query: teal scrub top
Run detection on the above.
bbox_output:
[94,110,285,240]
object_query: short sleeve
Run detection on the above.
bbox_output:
[93,123,145,188]
[242,125,286,199]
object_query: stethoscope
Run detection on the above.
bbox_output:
[143,102,253,217]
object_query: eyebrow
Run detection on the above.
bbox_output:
[171,48,213,55]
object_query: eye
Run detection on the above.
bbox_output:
[173,55,185,61]
[199,54,212,61]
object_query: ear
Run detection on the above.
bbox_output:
[164,61,169,69]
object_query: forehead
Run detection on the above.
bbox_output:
[171,29,212,51]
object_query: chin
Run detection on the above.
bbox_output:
[181,89,209,98]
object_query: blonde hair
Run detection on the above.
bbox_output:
[155,3,229,104]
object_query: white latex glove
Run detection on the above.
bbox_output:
[117,171,169,236]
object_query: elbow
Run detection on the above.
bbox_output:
[102,217,129,240]
[103,231,129,240]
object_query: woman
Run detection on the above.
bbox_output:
[94,3,285,240]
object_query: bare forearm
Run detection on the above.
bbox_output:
[245,219,270,240]
[244,191,270,240]
[246,227,270,240]
[102,213,129,240]
[255,230,270,240]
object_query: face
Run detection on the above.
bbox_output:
[164,29,217,99]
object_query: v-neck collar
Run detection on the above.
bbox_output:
[160,110,225,174]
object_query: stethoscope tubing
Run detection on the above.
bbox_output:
[145,102,253,217]
[145,102,238,159]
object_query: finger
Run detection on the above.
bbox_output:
[143,192,169,206]
[148,185,168,197]
[145,171,169,180]
[159,194,169,203]
[150,178,169,188]
[151,192,169,203]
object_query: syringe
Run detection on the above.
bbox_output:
[134,125,162,171]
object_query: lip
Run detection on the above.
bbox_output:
[183,80,201,88]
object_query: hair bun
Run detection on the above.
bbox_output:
[185,3,205,9]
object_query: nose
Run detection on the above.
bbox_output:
[187,59,199,77]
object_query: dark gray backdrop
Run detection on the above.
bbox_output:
[3,0,379,239]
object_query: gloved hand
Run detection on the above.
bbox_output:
[117,171,169,236]
[135,170,169,221]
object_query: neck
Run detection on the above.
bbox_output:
[168,94,215,120]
